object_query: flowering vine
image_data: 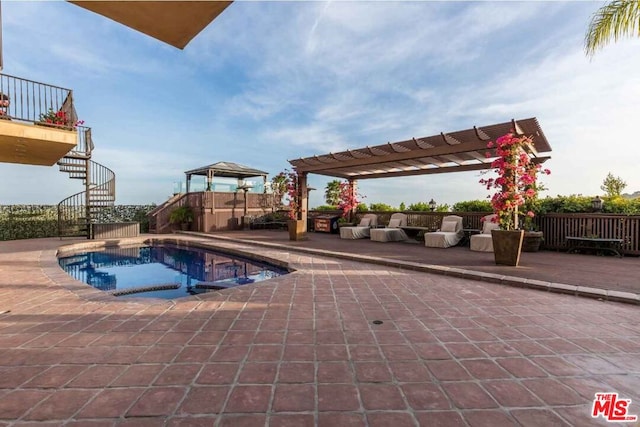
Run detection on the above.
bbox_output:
[272,169,303,220]
[285,170,301,220]
[479,132,550,230]
[337,181,363,219]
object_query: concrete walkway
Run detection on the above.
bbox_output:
[0,235,638,426]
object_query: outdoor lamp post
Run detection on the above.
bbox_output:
[429,198,437,212]
[591,196,603,212]
[237,184,253,228]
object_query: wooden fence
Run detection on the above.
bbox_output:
[538,213,640,255]
[150,192,280,233]
[91,222,140,239]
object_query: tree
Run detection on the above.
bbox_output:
[585,0,640,57]
[399,202,406,211]
[271,172,289,208]
[324,180,341,206]
[601,172,627,197]
[368,203,394,211]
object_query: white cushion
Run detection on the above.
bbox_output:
[482,220,500,234]
[441,221,457,233]
[359,218,371,227]
[388,218,401,228]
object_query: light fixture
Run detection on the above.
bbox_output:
[429,198,437,212]
[591,195,603,212]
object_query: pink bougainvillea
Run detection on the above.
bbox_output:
[284,169,301,220]
[479,132,550,230]
[273,169,303,220]
[337,181,363,219]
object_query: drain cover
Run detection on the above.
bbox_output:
[372,320,383,325]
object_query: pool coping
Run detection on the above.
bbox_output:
[47,236,299,303]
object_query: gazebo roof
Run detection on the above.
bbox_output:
[289,118,552,180]
[184,161,268,179]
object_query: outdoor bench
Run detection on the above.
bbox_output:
[565,236,624,257]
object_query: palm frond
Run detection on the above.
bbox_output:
[585,0,640,57]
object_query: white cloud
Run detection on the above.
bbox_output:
[1,1,640,210]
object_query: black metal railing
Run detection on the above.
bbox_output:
[0,72,77,129]
[58,160,116,238]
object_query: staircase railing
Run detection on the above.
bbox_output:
[148,193,190,234]
[87,161,116,223]
[57,125,115,238]
[57,159,116,238]
[57,190,88,238]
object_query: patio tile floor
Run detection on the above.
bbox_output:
[0,235,638,426]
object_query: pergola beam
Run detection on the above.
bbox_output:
[289,118,551,180]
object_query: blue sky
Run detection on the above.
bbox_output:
[1,1,639,208]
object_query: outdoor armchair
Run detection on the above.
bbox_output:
[370,213,409,242]
[470,214,499,252]
[339,213,378,239]
[424,215,464,248]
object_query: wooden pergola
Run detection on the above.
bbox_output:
[288,117,552,229]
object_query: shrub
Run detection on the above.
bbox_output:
[452,200,493,212]
[314,205,338,211]
[169,206,194,224]
[368,203,394,212]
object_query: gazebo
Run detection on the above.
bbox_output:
[184,161,268,193]
[288,117,552,231]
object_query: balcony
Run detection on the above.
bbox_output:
[0,73,79,166]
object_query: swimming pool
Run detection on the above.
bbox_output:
[58,244,288,299]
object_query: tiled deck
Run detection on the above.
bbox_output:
[0,234,639,426]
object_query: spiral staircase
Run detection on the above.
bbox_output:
[57,126,116,238]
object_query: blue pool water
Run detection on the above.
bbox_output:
[58,245,288,299]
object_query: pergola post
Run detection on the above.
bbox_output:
[186,173,191,193]
[206,169,213,191]
[348,178,357,223]
[298,172,308,231]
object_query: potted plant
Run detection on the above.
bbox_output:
[169,205,194,231]
[279,169,306,241]
[479,132,550,266]
[38,108,84,129]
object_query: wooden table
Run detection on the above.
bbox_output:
[460,228,481,246]
[566,236,624,257]
[400,226,435,241]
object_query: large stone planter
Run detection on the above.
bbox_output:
[491,229,524,266]
[287,219,306,241]
[522,231,544,252]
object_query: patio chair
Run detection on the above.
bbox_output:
[339,213,378,239]
[370,213,408,242]
[424,215,463,248]
[470,214,499,252]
